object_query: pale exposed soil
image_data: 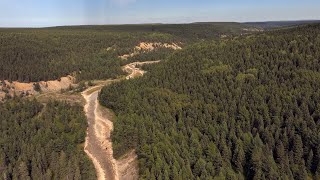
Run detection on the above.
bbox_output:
[82,90,117,180]
[242,28,264,32]
[0,92,5,100]
[117,150,139,180]
[136,42,182,51]
[119,42,181,60]
[119,53,136,60]
[82,61,160,180]
[123,61,161,79]
[0,75,75,99]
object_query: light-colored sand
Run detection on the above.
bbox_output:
[117,150,139,180]
[42,76,75,91]
[82,61,160,180]
[0,92,5,100]
[1,75,75,97]
[242,28,264,32]
[119,42,182,60]
[11,81,34,90]
[82,91,107,180]
[119,53,137,60]
[122,61,161,79]
[95,98,120,179]
[136,42,182,51]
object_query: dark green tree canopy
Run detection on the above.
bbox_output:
[99,24,320,179]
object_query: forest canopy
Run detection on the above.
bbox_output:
[99,24,320,179]
[0,23,252,83]
[0,99,96,179]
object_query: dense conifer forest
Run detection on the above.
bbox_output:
[0,29,141,82]
[0,22,259,180]
[99,24,320,179]
[0,99,96,179]
[0,23,252,83]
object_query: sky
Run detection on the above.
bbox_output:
[0,0,320,27]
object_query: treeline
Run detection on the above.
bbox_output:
[99,24,320,179]
[51,22,252,40]
[0,99,95,179]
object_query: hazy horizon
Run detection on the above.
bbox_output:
[1,19,320,29]
[1,0,320,27]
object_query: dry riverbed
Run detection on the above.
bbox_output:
[82,61,160,180]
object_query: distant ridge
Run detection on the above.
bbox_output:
[243,20,320,29]
[4,20,319,29]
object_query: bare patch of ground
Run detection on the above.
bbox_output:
[82,90,118,180]
[242,28,264,32]
[123,61,161,79]
[117,150,139,180]
[36,92,85,105]
[0,92,5,100]
[0,75,76,101]
[119,42,182,60]
[119,53,136,60]
[136,42,182,51]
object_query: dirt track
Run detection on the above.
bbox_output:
[82,61,159,180]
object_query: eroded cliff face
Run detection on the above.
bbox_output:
[0,75,76,101]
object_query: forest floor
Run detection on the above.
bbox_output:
[82,61,160,180]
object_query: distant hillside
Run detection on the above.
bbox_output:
[50,23,252,39]
[0,23,255,83]
[244,20,320,29]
